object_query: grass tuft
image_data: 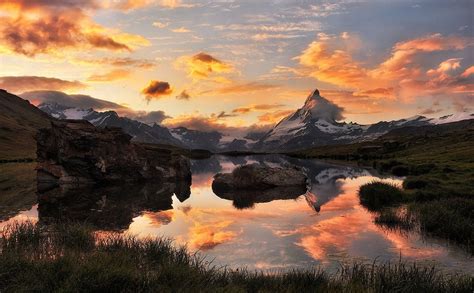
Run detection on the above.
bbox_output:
[359,181,405,211]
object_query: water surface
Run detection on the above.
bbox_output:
[1,156,473,274]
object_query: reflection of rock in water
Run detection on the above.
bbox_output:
[213,186,307,209]
[191,156,222,174]
[0,163,37,221]
[38,180,191,231]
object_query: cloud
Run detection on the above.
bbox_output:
[171,27,191,33]
[200,82,278,95]
[153,21,169,28]
[0,76,86,93]
[257,110,294,124]
[175,52,234,82]
[232,103,285,114]
[176,90,191,100]
[20,90,127,111]
[133,110,171,124]
[0,1,150,57]
[297,33,474,109]
[251,33,304,41]
[461,66,474,78]
[304,91,345,122]
[87,69,131,82]
[141,80,173,101]
[76,57,155,69]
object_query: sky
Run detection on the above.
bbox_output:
[0,0,472,132]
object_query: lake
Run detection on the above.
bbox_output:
[1,155,473,274]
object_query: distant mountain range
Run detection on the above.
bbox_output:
[24,89,474,152]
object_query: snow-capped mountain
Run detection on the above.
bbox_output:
[38,102,184,147]
[38,102,257,151]
[255,89,473,151]
[36,90,473,152]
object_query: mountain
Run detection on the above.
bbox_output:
[38,102,184,147]
[37,102,258,151]
[31,89,472,153]
[255,89,473,151]
[0,89,51,160]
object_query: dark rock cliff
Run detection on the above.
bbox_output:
[36,120,191,188]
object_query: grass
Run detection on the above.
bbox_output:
[1,221,473,292]
[359,181,406,211]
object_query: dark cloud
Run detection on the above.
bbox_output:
[141,80,173,101]
[192,52,223,63]
[176,90,191,100]
[216,111,237,118]
[0,76,86,93]
[133,110,171,124]
[20,90,126,111]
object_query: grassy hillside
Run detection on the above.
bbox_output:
[0,89,51,161]
[293,120,474,252]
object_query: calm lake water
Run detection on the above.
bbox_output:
[1,155,473,274]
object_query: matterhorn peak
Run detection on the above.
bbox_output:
[301,89,344,123]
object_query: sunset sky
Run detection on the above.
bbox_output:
[0,0,472,131]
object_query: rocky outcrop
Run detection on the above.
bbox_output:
[36,120,191,187]
[212,164,307,192]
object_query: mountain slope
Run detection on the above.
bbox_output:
[256,89,473,151]
[38,103,184,147]
[0,89,51,160]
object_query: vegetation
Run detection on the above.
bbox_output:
[1,221,473,292]
[359,181,406,211]
[0,90,51,160]
[295,120,474,253]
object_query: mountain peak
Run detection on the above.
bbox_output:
[301,89,344,123]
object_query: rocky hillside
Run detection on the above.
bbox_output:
[0,89,51,160]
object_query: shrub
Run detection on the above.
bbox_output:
[359,181,405,211]
[391,165,410,176]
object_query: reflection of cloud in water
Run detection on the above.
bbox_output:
[189,220,238,250]
[142,210,174,227]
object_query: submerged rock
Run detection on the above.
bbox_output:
[212,163,307,192]
[36,120,191,187]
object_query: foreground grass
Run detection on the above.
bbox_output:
[1,222,472,292]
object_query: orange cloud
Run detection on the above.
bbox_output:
[297,33,474,110]
[171,27,191,33]
[175,52,234,82]
[258,110,294,124]
[200,82,278,95]
[0,76,86,93]
[189,220,237,250]
[87,69,130,82]
[141,80,173,101]
[0,1,149,57]
[76,57,155,69]
[232,103,285,114]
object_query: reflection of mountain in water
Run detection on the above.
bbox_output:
[38,180,191,231]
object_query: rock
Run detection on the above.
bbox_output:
[36,120,191,187]
[212,163,307,192]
